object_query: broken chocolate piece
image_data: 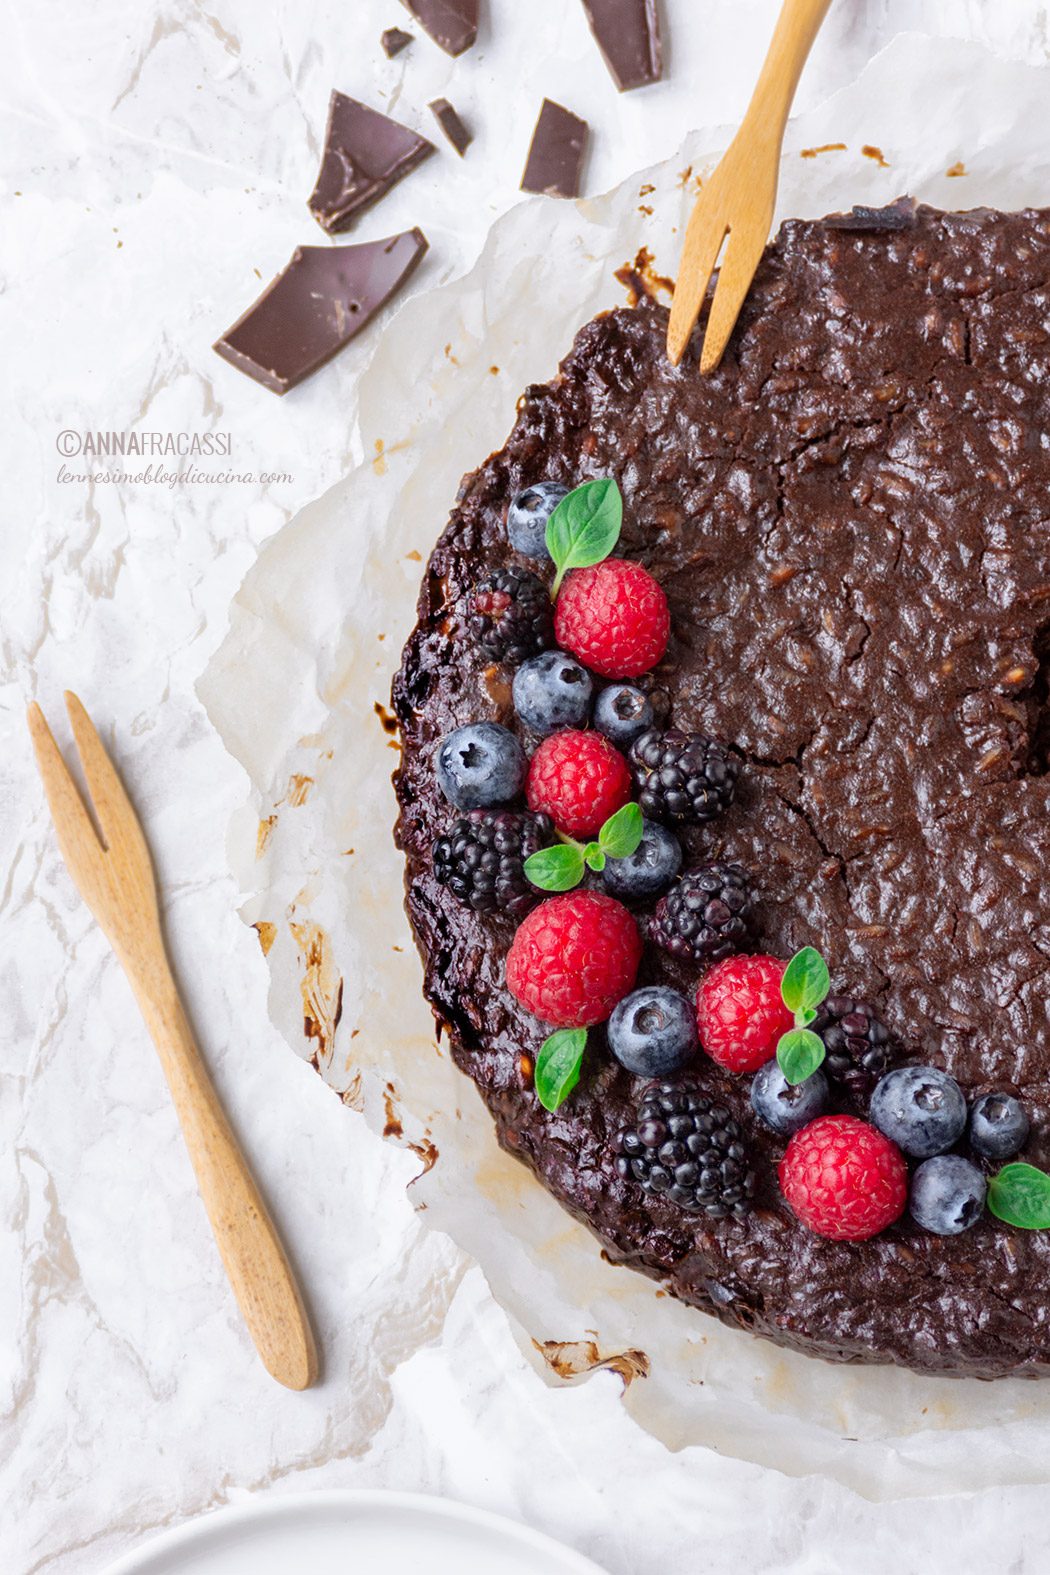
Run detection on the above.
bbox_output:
[579,0,661,91]
[399,0,477,56]
[825,195,919,232]
[308,92,434,234]
[429,98,472,157]
[381,26,413,56]
[520,100,588,200]
[213,230,428,395]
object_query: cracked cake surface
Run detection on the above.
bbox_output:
[393,203,1050,1376]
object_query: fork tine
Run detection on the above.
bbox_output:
[27,702,105,874]
[698,226,765,375]
[63,691,150,871]
[666,203,728,367]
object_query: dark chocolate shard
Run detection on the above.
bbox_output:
[213,230,428,395]
[521,100,588,200]
[579,0,661,91]
[308,92,434,234]
[381,26,414,56]
[429,97,472,157]
[825,195,919,232]
[399,0,478,56]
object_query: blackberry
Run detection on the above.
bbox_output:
[614,1081,755,1219]
[650,863,753,963]
[630,728,738,825]
[813,996,892,1101]
[468,567,554,663]
[433,809,554,918]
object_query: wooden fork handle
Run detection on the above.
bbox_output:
[744,0,832,145]
[127,950,319,1391]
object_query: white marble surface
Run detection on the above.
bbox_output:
[4,4,1050,1573]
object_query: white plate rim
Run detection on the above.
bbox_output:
[99,1487,610,1575]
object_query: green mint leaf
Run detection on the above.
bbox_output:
[584,843,606,872]
[781,946,830,1017]
[776,1028,826,1086]
[598,801,643,860]
[534,1028,587,1112]
[800,1006,817,1027]
[524,844,585,892]
[987,1163,1050,1229]
[546,478,623,594]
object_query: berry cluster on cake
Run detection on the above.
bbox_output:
[394,202,1050,1376]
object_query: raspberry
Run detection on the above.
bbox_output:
[555,558,670,678]
[778,1115,908,1241]
[506,891,642,1027]
[695,954,793,1074]
[526,729,632,837]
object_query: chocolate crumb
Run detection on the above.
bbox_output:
[429,97,472,156]
[381,26,413,56]
[825,195,918,232]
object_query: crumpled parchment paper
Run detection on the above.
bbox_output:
[201,34,1050,1498]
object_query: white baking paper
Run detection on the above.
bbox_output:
[201,35,1050,1496]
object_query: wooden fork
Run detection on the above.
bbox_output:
[667,0,832,371]
[27,692,318,1391]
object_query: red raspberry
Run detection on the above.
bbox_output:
[555,558,670,678]
[779,1115,908,1241]
[506,891,642,1027]
[526,729,631,837]
[695,954,794,1073]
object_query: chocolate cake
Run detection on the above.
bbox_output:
[393,203,1050,1377]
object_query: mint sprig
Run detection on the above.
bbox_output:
[988,1162,1050,1229]
[599,801,643,858]
[524,802,643,892]
[535,1027,587,1112]
[546,478,623,595]
[776,945,830,1085]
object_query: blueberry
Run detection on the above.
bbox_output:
[909,1154,986,1235]
[594,684,655,748]
[969,1092,1029,1159]
[750,1058,829,1136]
[607,986,697,1077]
[507,481,568,560]
[870,1065,967,1158]
[601,819,682,901]
[512,650,593,735]
[435,722,527,810]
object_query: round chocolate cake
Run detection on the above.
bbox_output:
[393,202,1050,1377]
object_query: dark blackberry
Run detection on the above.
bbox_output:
[630,728,738,825]
[468,567,554,663]
[812,995,892,1101]
[614,1081,755,1220]
[650,863,753,963]
[433,809,554,918]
